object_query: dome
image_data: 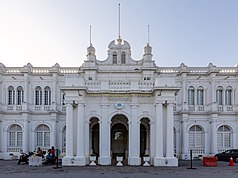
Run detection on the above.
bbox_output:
[108,38,131,50]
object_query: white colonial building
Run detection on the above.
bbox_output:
[0,37,238,167]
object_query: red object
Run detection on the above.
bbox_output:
[203,156,217,166]
[228,157,234,166]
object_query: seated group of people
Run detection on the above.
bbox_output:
[35,146,57,165]
[36,146,56,159]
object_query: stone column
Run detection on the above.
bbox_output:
[23,73,29,111]
[0,117,3,152]
[210,115,217,155]
[98,104,111,165]
[154,102,165,166]
[181,116,188,159]
[62,103,74,166]
[22,113,29,153]
[165,103,178,166]
[75,102,86,166]
[51,74,57,111]
[128,104,140,165]
[50,113,57,148]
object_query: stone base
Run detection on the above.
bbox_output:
[98,156,111,165]
[128,156,141,166]
[165,157,178,166]
[154,157,166,166]
[74,156,86,166]
[62,156,74,166]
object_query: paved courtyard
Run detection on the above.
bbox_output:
[0,159,238,178]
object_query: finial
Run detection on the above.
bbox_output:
[90,25,92,46]
[147,25,150,45]
[118,3,121,39]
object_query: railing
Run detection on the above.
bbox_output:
[16,105,22,110]
[217,106,223,111]
[85,80,154,91]
[226,106,233,111]
[61,147,66,154]
[188,106,195,111]
[197,106,204,111]
[7,147,22,153]
[44,106,51,111]
[189,148,205,155]
[217,148,228,153]
[7,105,14,110]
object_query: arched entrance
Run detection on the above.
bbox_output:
[89,117,99,156]
[140,118,150,157]
[111,114,128,161]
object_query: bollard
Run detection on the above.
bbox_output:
[187,150,197,169]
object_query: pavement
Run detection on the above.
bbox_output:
[0,159,238,178]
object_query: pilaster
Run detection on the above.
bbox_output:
[75,102,86,166]
[165,103,178,166]
[62,103,74,166]
[98,103,111,165]
[22,113,29,153]
[154,102,165,166]
[128,104,140,165]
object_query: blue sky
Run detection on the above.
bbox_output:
[0,0,237,67]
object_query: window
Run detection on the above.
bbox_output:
[188,86,195,105]
[189,125,204,148]
[225,87,232,105]
[8,86,15,105]
[217,125,231,149]
[8,124,22,147]
[36,124,50,147]
[62,93,65,105]
[121,52,126,64]
[62,126,66,147]
[113,53,117,64]
[17,86,24,105]
[197,87,204,105]
[216,87,223,105]
[35,86,42,105]
[44,86,51,105]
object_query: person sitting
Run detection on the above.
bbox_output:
[35,147,43,157]
[50,146,55,158]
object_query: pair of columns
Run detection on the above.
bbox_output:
[154,102,178,166]
[63,102,86,166]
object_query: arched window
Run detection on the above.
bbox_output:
[197,86,204,105]
[17,86,24,105]
[8,86,15,105]
[188,86,195,105]
[35,86,42,105]
[8,124,22,147]
[44,86,51,105]
[121,52,126,64]
[112,53,117,64]
[189,125,205,153]
[217,125,231,151]
[216,86,223,105]
[35,124,50,148]
[225,87,232,105]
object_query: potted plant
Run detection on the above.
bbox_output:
[89,153,97,166]
[143,154,150,166]
[116,153,123,166]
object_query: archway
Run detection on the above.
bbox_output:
[89,117,99,157]
[111,114,128,160]
[140,118,150,157]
